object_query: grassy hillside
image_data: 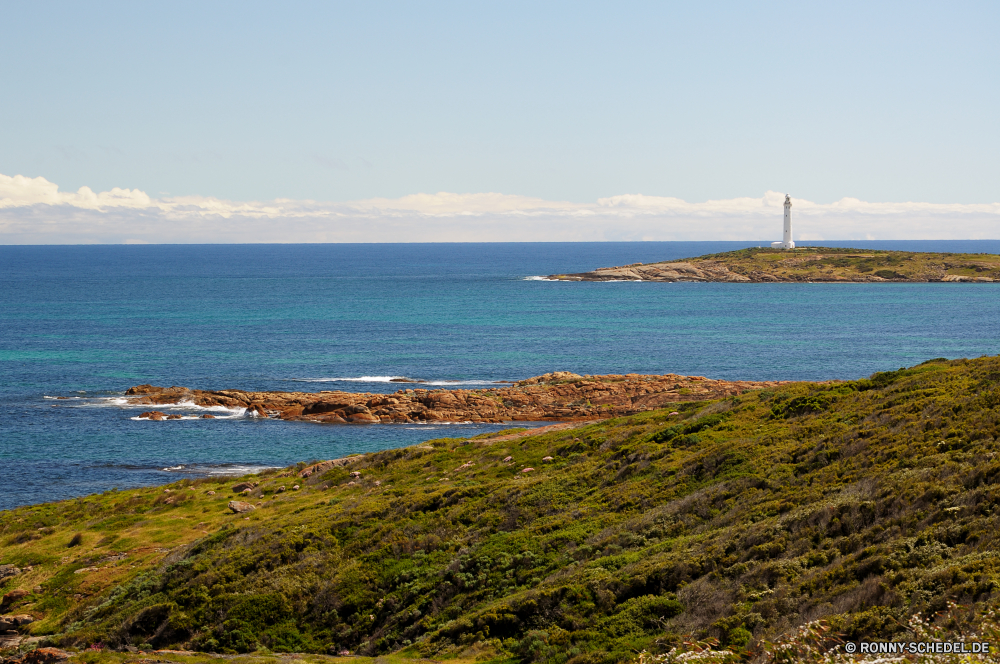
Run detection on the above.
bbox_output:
[4,356,1000,663]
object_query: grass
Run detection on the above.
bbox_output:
[693,247,1000,281]
[3,356,1000,663]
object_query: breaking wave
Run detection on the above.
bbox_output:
[287,376,507,386]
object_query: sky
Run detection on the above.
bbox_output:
[1,1,998,243]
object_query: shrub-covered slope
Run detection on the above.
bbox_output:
[3,356,1000,662]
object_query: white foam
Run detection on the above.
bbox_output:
[131,409,246,421]
[203,465,281,476]
[290,376,500,386]
[290,376,410,383]
[523,276,557,281]
[162,465,185,471]
[150,400,244,413]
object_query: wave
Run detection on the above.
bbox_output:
[131,413,246,421]
[51,395,248,417]
[523,276,651,283]
[287,376,507,387]
[289,375,412,383]
[160,463,280,475]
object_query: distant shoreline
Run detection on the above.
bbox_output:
[547,246,1000,283]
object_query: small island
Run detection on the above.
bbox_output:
[547,246,1000,283]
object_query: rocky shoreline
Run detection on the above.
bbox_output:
[124,371,790,424]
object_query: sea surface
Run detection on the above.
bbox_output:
[2,240,999,511]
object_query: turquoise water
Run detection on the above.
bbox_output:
[2,241,999,510]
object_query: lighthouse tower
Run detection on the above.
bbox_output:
[771,194,795,249]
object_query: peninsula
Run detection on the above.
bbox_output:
[124,372,787,424]
[3,356,1000,663]
[547,247,1000,282]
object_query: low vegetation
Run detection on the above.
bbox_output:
[4,356,1000,662]
[692,247,1000,281]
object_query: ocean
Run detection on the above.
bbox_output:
[2,240,999,511]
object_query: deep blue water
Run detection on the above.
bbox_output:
[2,240,999,511]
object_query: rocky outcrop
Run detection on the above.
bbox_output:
[0,615,34,632]
[124,372,789,425]
[0,590,29,610]
[551,261,754,282]
[227,501,255,514]
[0,566,21,582]
[9,648,71,664]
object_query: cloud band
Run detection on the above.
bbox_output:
[2,173,998,244]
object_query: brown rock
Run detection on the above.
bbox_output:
[126,384,162,395]
[124,372,792,427]
[231,481,258,493]
[0,590,29,608]
[201,413,215,419]
[139,411,166,420]
[228,501,255,514]
[166,414,182,420]
[22,648,71,664]
[0,565,20,581]
[246,404,268,418]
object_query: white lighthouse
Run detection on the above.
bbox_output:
[771,194,795,249]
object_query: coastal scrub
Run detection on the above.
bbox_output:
[2,357,1000,662]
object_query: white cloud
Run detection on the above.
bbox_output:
[0,173,151,209]
[1,172,998,244]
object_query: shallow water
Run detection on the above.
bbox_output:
[2,240,999,510]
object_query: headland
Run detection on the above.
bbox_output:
[547,247,1000,282]
[3,356,1000,662]
[124,372,788,424]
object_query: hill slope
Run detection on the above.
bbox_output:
[548,247,1000,282]
[3,357,1000,663]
